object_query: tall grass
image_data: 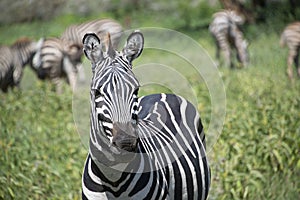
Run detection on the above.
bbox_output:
[0,14,299,199]
[0,84,87,199]
[207,30,300,199]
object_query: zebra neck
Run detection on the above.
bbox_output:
[93,158,128,182]
[89,153,144,184]
[14,46,32,66]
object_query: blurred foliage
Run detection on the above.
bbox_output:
[202,31,300,200]
[175,0,220,29]
[0,82,87,199]
[0,0,67,25]
[1,0,299,36]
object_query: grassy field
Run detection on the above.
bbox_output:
[0,13,300,200]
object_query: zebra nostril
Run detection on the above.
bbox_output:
[112,136,137,152]
[112,134,137,152]
[112,122,138,152]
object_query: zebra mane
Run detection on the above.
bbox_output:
[11,37,32,48]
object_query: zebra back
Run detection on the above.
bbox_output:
[61,19,123,49]
[209,10,245,34]
[209,9,248,67]
[280,21,300,79]
[31,37,82,92]
[0,46,14,92]
[11,37,41,68]
[0,38,41,92]
[81,31,210,199]
[280,21,300,49]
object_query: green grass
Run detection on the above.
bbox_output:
[0,85,87,199]
[1,14,300,199]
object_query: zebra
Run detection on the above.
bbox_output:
[61,19,123,49]
[209,9,249,68]
[280,21,300,80]
[81,31,210,199]
[60,19,123,84]
[31,37,82,93]
[0,37,43,92]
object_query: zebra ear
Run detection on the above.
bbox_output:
[122,31,144,62]
[83,33,103,65]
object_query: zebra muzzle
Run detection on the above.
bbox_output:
[112,122,138,152]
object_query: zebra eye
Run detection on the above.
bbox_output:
[95,89,102,98]
[133,88,139,96]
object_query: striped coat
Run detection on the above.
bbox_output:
[0,38,42,92]
[60,19,123,84]
[31,37,82,93]
[280,21,300,79]
[81,32,210,199]
[61,19,123,49]
[209,10,249,68]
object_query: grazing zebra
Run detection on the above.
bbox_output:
[81,31,210,199]
[280,21,300,79]
[31,37,82,93]
[209,10,249,68]
[61,19,123,84]
[0,38,42,92]
[61,19,123,49]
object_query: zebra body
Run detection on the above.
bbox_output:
[0,38,42,92]
[61,19,123,49]
[280,21,300,79]
[82,32,210,199]
[209,10,248,68]
[31,37,82,93]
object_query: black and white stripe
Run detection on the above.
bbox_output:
[31,37,82,93]
[280,21,300,79]
[61,19,123,49]
[0,38,41,92]
[81,31,210,199]
[209,9,249,68]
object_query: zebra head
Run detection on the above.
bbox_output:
[83,31,144,157]
[12,37,44,67]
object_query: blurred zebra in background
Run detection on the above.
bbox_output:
[61,18,123,49]
[0,38,43,92]
[209,10,249,68]
[82,32,210,199]
[280,21,300,80]
[31,37,82,93]
[60,18,123,84]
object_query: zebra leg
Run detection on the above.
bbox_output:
[63,57,77,91]
[217,36,231,68]
[236,40,248,68]
[220,40,231,68]
[77,63,86,83]
[12,64,23,89]
[216,47,222,67]
[68,72,77,92]
[213,37,221,66]
[295,48,300,77]
[223,46,232,68]
[287,49,297,79]
[52,77,63,94]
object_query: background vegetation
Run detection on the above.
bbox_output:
[1,0,299,199]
